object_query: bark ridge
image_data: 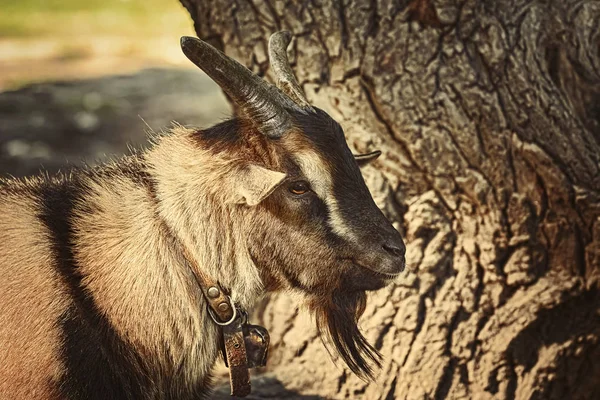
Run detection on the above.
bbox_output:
[181,0,600,398]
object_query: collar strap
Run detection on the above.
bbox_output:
[180,246,235,323]
[179,245,252,397]
[221,314,252,397]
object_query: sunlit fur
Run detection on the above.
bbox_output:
[0,108,402,399]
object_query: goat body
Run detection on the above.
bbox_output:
[0,32,406,399]
[0,139,231,398]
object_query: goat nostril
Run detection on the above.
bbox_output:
[382,243,405,258]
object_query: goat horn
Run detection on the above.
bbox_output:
[181,36,294,138]
[268,31,313,109]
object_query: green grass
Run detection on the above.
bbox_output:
[0,0,193,38]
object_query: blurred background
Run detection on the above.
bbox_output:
[0,0,229,177]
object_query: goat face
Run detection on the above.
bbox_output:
[181,32,405,379]
[244,107,405,380]
[250,108,405,294]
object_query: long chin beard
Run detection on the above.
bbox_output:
[308,291,382,380]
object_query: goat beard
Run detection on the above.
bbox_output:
[307,291,382,380]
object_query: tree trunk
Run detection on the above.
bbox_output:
[181,0,600,398]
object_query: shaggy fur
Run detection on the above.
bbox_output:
[0,106,404,399]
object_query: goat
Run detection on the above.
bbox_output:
[0,31,405,399]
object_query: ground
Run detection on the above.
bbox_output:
[0,0,229,176]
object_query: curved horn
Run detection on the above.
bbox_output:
[180,36,294,138]
[268,31,312,109]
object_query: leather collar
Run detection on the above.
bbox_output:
[179,245,252,397]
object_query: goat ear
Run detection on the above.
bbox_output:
[354,150,381,167]
[231,164,287,206]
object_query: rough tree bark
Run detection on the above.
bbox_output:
[180,0,600,398]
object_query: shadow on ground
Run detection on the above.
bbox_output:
[0,67,229,177]
[212,374,326,400]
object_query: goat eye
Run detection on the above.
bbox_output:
[289,181,310,195]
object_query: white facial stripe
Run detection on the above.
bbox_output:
[294,151,358,243]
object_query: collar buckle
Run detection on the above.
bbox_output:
[207,296,238,326]
[178,245,268,397]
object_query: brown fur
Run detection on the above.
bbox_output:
[0,193,67,399]
[0,126,271,398]
[0,108,402,398]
